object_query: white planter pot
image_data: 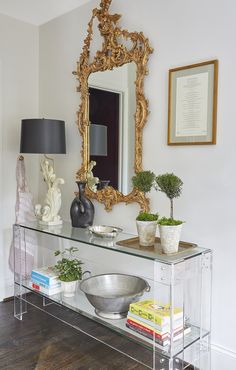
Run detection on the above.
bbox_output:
[136,220,157,247]
[61,280,78,297]
[158,224,182,254]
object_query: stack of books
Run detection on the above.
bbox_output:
[126,300,191,347]
[30,266,62,296]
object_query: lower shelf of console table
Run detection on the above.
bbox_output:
[14,280,209,370]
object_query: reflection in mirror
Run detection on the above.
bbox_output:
[88,62,136,195]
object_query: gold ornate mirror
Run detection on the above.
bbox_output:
[73,0,153,211]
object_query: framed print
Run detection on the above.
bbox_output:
[168,60,218,145]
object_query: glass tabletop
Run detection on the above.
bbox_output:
[15,221,211,263]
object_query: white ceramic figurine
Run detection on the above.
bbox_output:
[86,161,99,192]
[35,160,64,225]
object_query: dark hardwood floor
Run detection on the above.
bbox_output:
[0,298,193,370]
[0,299,149,370]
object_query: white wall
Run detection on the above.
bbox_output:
[0,14,39,300]
[37,0,236,363]
[38,3,96,212]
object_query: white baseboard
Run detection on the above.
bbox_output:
[211,343,236,359]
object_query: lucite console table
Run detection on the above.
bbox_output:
[13,222,212,370]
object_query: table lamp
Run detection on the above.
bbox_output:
[20,118,66,226]
[89,123,108,191]
[90,124,107,156]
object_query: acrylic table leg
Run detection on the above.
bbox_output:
[168,358,174,370]
[13,225,28,320]
[199,252,212,370]
[42,296,54,307]
[199,341,211,370]
[14,282,27,320]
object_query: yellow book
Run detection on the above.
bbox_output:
[129,300,183,326]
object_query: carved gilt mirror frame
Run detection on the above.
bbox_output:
[74,0,153,211]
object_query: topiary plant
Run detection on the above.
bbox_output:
[132,171,155,194]
[136,212,158,222]
[158,217,183,226]
[155,173,183,219]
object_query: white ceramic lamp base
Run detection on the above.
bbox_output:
[35,158,64,226]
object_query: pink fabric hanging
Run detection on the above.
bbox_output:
[9,157,36,276]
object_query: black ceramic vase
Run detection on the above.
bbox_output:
[70,181,94,228]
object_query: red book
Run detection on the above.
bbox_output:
[127,319,185,340]
[126,322,169,346]
[30,281,61,296]
[127,319,158,336]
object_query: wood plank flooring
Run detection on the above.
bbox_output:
[0,298,193,370]
[0,299,151,370]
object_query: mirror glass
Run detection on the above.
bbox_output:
[88,62,136,195]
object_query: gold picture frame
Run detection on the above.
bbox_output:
[168,60,218,145]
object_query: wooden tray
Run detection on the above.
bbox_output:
[116,237,197,256]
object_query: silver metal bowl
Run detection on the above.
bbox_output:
[80,273,150,319]
[88,225,123,238]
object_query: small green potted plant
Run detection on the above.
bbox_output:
[155,173,184,254]
[132,171,158,247]
[54,247,83,297]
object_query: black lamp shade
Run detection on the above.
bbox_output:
[20,118,66,154]
[90,124,107,156]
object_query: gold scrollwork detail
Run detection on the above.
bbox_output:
[74,0,153,212]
